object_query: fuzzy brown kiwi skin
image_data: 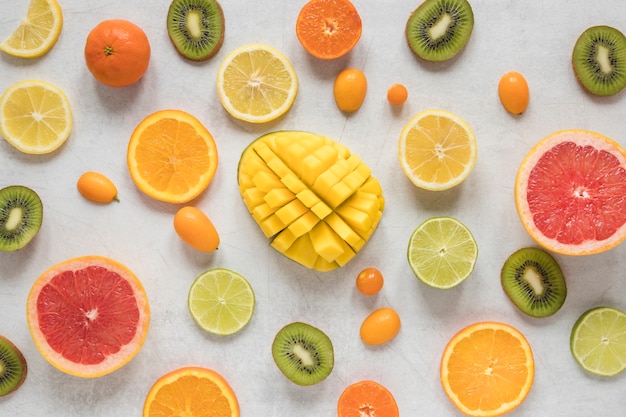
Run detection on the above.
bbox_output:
[0,335,27,397]
[167,0,225,62]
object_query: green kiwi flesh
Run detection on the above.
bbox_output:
[0,185,43,252]
[0,335,27,397]
[405,0,474,62]
[501,247,567,318]
[167,0,225,61]
[572,25,626,96]
[271,322,334,386]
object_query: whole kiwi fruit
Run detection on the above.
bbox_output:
[167,0,225,61]
[572,25,626,96]
[0,335,27,397]
[501,247,567,318]
[405,0,474,62]
[0,185,43,252]
[271,322,334,386]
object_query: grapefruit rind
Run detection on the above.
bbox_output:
[515,129,626,255]
[26,255,150,378]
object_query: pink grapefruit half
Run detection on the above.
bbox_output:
[26,255,150,378]
[515,129,626,255]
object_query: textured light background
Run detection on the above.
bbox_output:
[1,0,625,415]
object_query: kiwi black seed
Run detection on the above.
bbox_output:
[271,322,334,386]
[572,25,626,96]
[501,247,567,318]
[0,335,27,397]
[167,0,225,61]
[0,185,43,252]
[405,0,474,62]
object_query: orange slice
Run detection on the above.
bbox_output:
[337,380,399,417]
[127,109,218,204]
[515,129,626,255]
[295,0,362,60]
[26,256,150,378]
[440,322,534,417]
[143,367,239,417]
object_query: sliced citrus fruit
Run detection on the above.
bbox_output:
[398,109,477,191]
[188,268,255,336]
[337,380,399,417]
[295,0,362,60]
[26,256,150,378]
[407,216,478,289]
[570,306,626,376]
[515,129,626,255]
[0,79,72,154]
[143,366,239,417]
[127,109,218,204]
[0,0,63,58]
[441,321,534,417]
[216,43,298,124]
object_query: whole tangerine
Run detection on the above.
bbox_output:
[84,19,151,88]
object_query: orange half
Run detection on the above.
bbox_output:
[127,109,218,204]
[440,322,534,417]
[143,367,239,417]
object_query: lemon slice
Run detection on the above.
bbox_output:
[188,268,255,336]
[216,43,298,124]
[407,216,478,289]
[0,0,63,58]
[398,109,477,191]
[570,306,626,376]
[0,80,72,154]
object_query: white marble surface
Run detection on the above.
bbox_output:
[1,0,625,415]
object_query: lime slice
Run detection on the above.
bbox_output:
[570,306,626,376]
[407,216,478,289]
[188,268,255,336]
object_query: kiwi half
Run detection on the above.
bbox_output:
[0,185,43,252]
[167,0,225,61]
[572,25,626,96]
[405,0,474,62]
[271,322,334,386]
[0,335,27,397]
[501,247,567,318]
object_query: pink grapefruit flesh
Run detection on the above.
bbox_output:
[26,256,150,378]
[515,129,626,255]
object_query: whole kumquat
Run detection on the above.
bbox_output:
[498,71,529,114]
[173,206,220,252]
[359,307,401,345]
[334,68,367,112]
[387,83,408,105]
[77,171,119,203]
[355,267,384,295]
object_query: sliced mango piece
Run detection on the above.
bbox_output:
[238,131,384,271]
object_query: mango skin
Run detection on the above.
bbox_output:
[237,131,384,271]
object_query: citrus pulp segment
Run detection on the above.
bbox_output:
[0,0,63,58]
[398,109,477,191]
[188,268,255,336]
[570,306,626,376]
[0,79,72,154]
[237,130,385,271]
[441,322,534,417]
[295,0,363,60]
[143,366,239,417]
[407,216,477,289]
[216,44,298,123]
[515,129,626,255]
[127,109,218,204]
[26,256,150,378]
